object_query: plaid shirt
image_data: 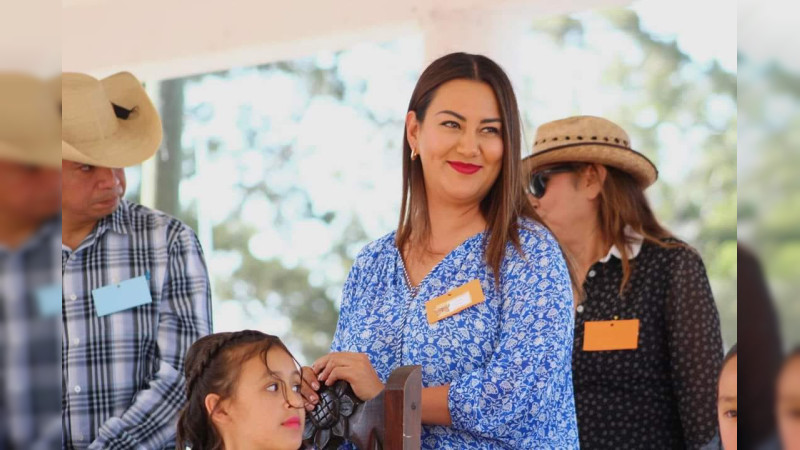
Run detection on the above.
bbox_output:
[0,217,62,450]
[62,200,212,450]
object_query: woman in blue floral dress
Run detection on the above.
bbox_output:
[303,52,579,449]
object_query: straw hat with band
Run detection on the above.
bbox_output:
[523,116,658,189]
[61,72,162,168]
[0,73,61,168]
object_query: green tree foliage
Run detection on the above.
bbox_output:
[151,52,411,361]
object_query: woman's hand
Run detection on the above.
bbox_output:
[300,366,321,412]
[312,352,385,402]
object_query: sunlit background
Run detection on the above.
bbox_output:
[115,0,739,363]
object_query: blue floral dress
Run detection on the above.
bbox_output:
[331,218,579,449]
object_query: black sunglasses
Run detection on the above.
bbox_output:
[527,164,584,198]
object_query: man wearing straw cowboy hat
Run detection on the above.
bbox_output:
[0,73,62,450]
[61,71,212,449]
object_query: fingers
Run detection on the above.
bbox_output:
[309,352,373,386]
[302,366,320,391]
[300,366,320,411]
[300,383,316,405]
[317,358,340,384]
[309,353,384,402]
[325,365,384,401]
[325,366,348,386]
[311,354,331,374]
[314,353,353,383]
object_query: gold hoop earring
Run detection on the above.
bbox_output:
[410,148,418,161]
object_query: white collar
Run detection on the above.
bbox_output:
[599,226,644,263]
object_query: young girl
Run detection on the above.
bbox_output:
[177,330,306,450]
[778,348,800,450]
[718,344,738,450]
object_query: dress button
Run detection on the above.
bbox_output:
[74,385,82,393]
[72,338,80,346]
[588,270,596,278]
[69,293,77,301]
[576,305,584,313]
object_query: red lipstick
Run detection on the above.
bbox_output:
[448,161,482,175]
[282,416,302,428]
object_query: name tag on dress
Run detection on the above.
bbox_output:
[583,319,640,351]
[92,274,152,317]
[425,279,485,324]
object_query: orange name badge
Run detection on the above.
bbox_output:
[583,319,640,351]
[425,279,485,325]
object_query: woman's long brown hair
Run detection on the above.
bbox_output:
[595,165,680,294]
[397,52,555,287]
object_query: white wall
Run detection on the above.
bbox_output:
[62,0,631,80]
[1,0,60,75]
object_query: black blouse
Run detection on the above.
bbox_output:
[572,240,723,449]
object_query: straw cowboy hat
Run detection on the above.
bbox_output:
[0,73,61,168]
[61,71,162,168]
[523,116,658,188]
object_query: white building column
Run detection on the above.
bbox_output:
[417,4,533,91]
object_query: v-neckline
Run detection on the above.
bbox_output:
[395,230,486,298]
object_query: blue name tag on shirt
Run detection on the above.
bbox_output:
[35,283,62,317]
[92,275,152,317]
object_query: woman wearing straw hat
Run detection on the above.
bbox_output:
[523,116,723,449]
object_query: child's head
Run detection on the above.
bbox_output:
[177,330,306,450]
[778,347,800,450]
[718,343,737,450]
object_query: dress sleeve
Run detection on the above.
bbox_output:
[665,245,724,449]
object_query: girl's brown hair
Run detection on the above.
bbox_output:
[397,52,547,286]
[176,330,303,450]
